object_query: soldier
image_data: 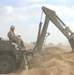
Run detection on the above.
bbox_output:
[7,25,25,49]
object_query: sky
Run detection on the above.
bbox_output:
[0,0,74,45]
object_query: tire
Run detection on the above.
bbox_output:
[0,55,15,74]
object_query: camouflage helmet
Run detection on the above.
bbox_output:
[10,25,15,30]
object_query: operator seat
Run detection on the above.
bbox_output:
[8,37,18,48]
[8,37,19,49]
[8,37,16,44]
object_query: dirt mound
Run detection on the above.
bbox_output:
[28,47,74,75]
[1,47,74,75]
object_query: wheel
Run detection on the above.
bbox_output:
[0,55,15,74]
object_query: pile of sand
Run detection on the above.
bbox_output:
[28,47,74,75]
[1,47,74,75]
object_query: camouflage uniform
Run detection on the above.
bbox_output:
[7,30,20,45]
[7,26,25,48]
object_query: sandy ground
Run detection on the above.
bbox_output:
[1,46,74,75]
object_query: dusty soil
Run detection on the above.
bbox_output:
[1,46,74,75]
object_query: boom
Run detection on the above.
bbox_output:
[34,6,74,53]
[41,6,74,52]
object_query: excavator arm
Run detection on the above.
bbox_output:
[41,6,74,52]
[34,6,74,53]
